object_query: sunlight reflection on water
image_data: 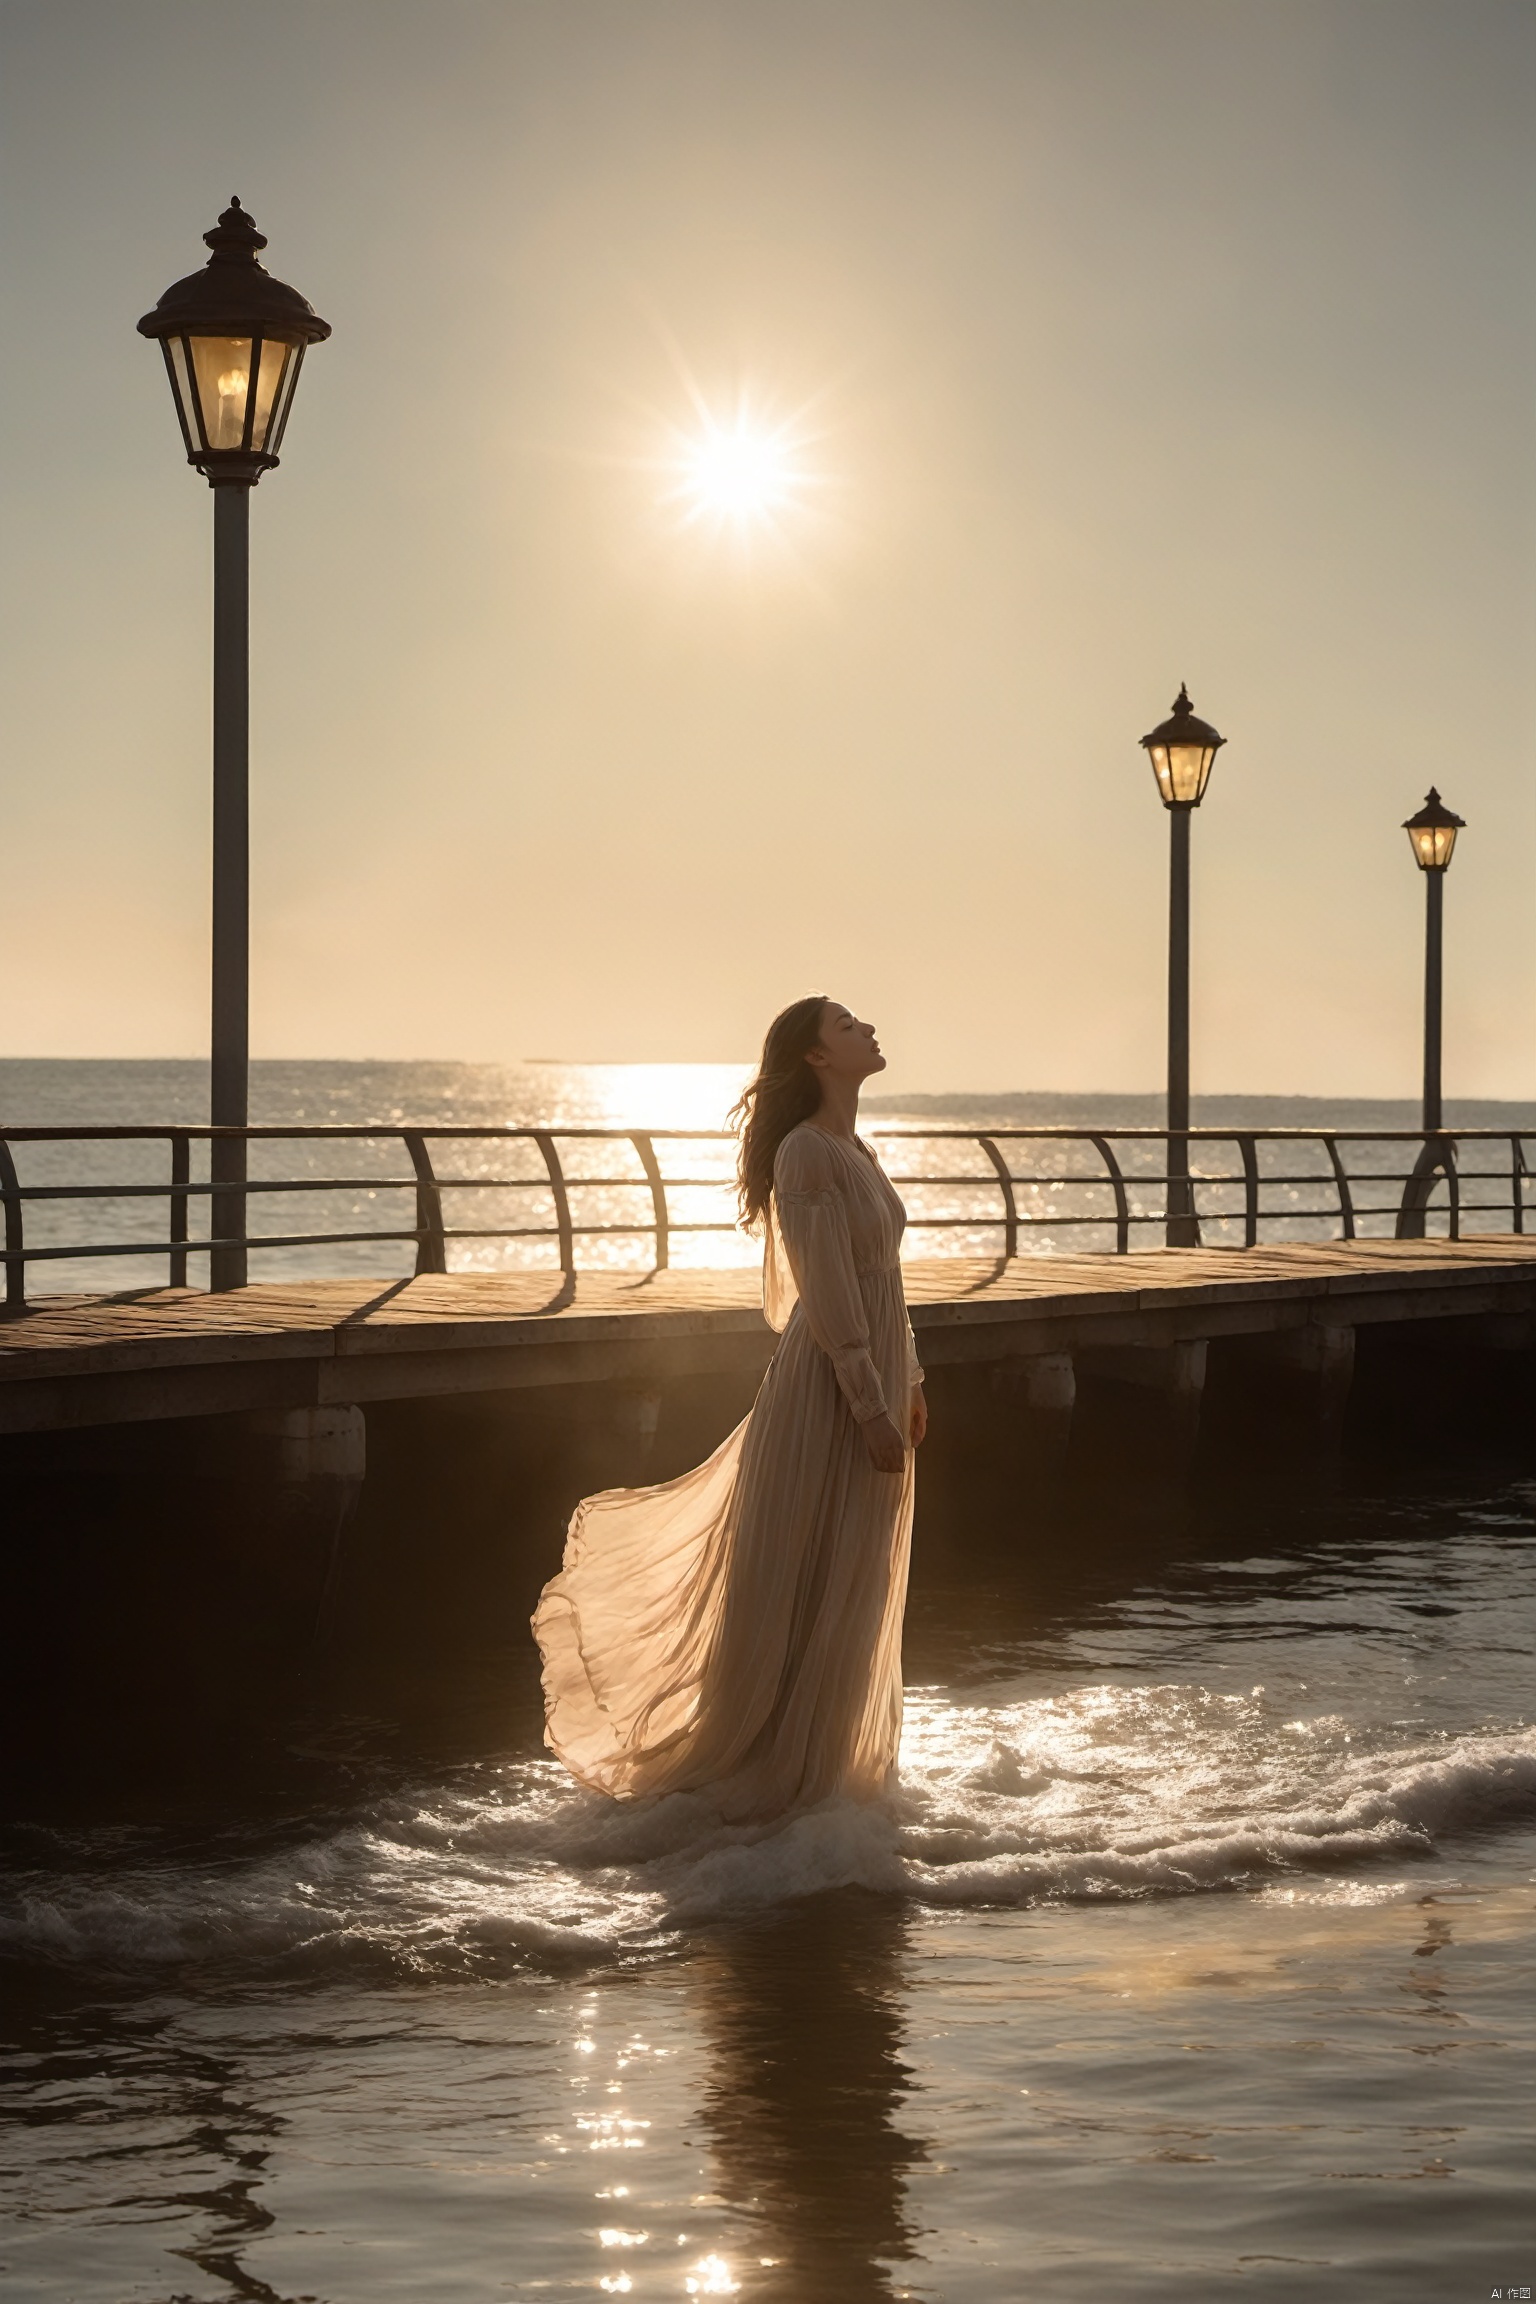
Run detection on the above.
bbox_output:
[580,1062,755,1133]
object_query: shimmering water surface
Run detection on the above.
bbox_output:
[3,1478,1533,2302]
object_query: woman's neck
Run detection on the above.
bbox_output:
[812,1074,862,1139]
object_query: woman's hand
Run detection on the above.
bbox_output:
[910,1384,928,1449]
[861,1413,907,1474]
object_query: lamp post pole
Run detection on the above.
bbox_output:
[1166,801,1194,1243]
[1139,684,1226,1250]
[211,481,251,1285]
[139,199,329,1290]
[1402,787,1465,1138]
[1421,861,1443,1135]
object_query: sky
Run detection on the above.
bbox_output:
[1,0,1532,1098]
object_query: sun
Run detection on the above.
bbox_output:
[629,364,834,569]
[677,417,801,522]
[659,398,819,536]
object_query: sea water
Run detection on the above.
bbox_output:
[2,1478,1532,2299]
[0,1065,1533,2298]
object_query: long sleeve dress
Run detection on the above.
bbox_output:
[532,1122,922,1821]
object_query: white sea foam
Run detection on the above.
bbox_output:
[4,1682,1533,1977]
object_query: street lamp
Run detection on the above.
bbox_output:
[1140,684,1226,1247]
[138,199,330,1289]
[1402,788,1465,1134]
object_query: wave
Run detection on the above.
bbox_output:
[905,1740,1536,1907]
[4,1693,1533,1982]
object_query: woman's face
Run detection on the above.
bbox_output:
[807,1002,887,1082]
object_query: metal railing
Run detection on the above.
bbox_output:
[0,1124,1529,1311]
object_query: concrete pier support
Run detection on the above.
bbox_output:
[618,1387,663,1468]
[1071,1340,1208,1494]
[1076,1340,1207,1410]
[248,1405,367,1486]
[989,1351,1077,1487]
[1203,1324,1355,1473]
[245,1406,367,1637]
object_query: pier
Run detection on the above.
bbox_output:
[2,1120,1531,1640]
[4,1214,1533,1760]
[4,1233,1533,1436]
[1,1121,1530,1470]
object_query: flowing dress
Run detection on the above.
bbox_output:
[532,1122,922,1820]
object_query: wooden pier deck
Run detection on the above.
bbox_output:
[2,1235,1533,1435]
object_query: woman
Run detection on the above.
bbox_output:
[533,996,926,1821]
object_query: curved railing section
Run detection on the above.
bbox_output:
[0,1123,1529,1310]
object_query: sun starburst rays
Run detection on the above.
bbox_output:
[578,332,844,591]
[665,406,815,532]
[640,365,833,567]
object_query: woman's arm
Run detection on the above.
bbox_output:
[774,1130,906,1469]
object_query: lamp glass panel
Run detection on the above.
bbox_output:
[249,338,296,453]
[1148,742,1214,806]
[263,342,304,455]
[165,335,201,452]
[189,335,257,451]
[1408,821,1457,871]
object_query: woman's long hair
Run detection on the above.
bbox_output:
[730,994,829,1229]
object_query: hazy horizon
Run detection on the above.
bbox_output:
[2,0,1532,1098]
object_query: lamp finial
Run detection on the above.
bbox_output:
[203,198,267,263]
